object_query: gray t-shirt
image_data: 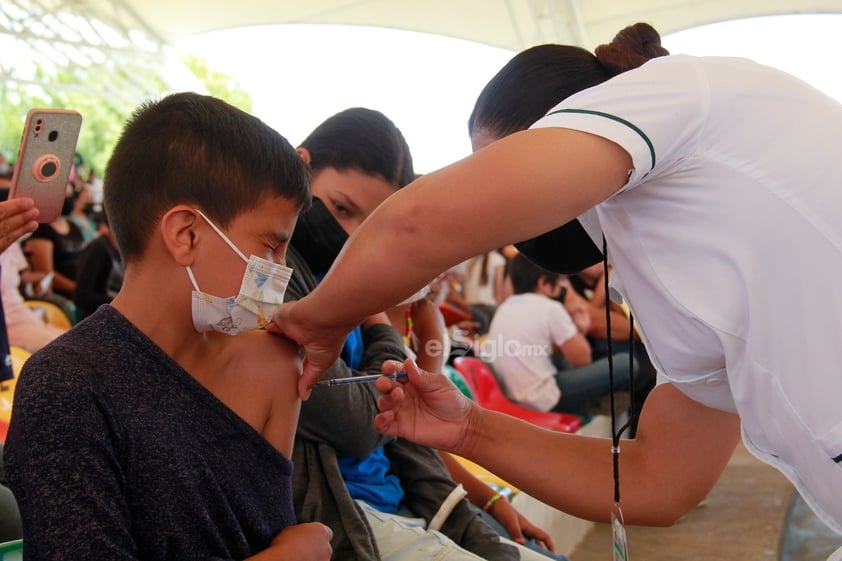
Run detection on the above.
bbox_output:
[5,305,294,560]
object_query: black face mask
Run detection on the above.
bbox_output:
[514,219,603,275]
[290,197,349,277]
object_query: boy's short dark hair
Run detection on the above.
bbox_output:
[508,253,561,294]
[104,92,311,262]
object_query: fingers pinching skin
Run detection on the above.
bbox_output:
[266,301,346,398]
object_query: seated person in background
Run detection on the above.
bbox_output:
[562,263,657,416]
[567,263,639,357]
[67,183,99,244]
[73,210,124,319]
[67,158,99,243]
[4,92,333,561]
[488,254,634,414]
[459,249,509,328]
[428,269,482,337]
[0,190,41,383]
[289,107,522,561]
[0,240,66,352]
[22,185,86,318]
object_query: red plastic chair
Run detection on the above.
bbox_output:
[438,302,473,326]
[452,357,581,433]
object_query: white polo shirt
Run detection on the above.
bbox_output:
[531,54,842,544]
[487,293,578,411]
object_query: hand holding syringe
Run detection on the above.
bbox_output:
[315,372,409,386]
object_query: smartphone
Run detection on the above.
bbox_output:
[8,108,83,223]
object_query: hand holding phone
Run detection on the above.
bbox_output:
[8,108,83,223]
[0,198,39,254]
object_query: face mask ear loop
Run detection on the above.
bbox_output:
[193,208,249,263]
[186,266,202,292]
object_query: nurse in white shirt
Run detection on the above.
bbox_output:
[271,22,842,560]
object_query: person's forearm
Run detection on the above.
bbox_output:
[439,450,496,506]
[561,334,592,366]
[493,274,507,305]
[452,385,740,526]
[52,272,76,295]
[19,270,45,285]
[454,408,625,522]
[411,300,448,373]
[295,129,631,334]
[585,304,633,340]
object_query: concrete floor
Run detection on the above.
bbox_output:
[569,442,842,561]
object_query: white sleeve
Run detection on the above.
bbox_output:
[547,300,579,346]
[529,54,710,192]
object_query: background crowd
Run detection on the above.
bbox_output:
[0,76,653,560]
[0,153,122,353]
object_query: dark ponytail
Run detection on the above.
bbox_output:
[469,22,668,140]
[468,44,609,139]
[594,22,670,77]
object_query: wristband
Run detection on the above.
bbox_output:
[483,493,504,512]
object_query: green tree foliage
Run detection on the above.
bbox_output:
[1,78,136,177]
[2,53,252,178]
[1,83,51,164]
[181,54,253,113]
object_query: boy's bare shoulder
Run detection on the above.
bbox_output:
[232,331,302,383]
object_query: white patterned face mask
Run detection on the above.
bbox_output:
[187,209,293,335]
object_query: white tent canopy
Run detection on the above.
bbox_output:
[117,0,842,51]
[3,0,841,106]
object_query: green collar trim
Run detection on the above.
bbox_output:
[545,108,656,171]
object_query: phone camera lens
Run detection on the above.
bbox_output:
[31,154,61,182]
[40,161,57,178]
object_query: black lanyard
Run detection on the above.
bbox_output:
[602,237,637,504]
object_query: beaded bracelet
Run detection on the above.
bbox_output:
[482,493,504,512]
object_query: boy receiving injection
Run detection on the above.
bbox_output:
[5,93,333,561]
